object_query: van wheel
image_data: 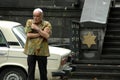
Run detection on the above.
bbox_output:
[0,67,27,80]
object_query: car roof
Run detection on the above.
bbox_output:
[0,20,21,29]
[0,20,22,42]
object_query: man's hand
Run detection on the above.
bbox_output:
[26,23,41,39]
[31,23,40,32]
[31,23,51,39]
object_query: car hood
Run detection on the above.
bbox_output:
[49,46,71,56]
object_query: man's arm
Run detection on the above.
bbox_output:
[31,23,51,39]
[25,19,41,39]
[38,26,51,39]
[27,32,40,39]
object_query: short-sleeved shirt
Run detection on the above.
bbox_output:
[24,19,52,56]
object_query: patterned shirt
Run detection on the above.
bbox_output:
[24,19,52,56]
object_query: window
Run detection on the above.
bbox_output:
[12,25,26,48]
[0,31,7,47]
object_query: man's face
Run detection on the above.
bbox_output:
[33,11,43,24]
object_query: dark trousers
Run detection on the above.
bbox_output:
[27,55,48,80]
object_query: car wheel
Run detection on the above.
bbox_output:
[0,67,27,80]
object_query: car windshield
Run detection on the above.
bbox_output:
[12,25,26,48]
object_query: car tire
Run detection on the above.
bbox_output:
[0,67,27,80]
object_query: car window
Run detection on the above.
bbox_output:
[0,31,8,47]
[12,25,26,48]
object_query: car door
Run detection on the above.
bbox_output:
[0,31,9,63]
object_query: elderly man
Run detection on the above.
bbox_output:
[24,8,52,80]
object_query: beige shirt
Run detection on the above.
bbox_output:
[24,19,52,56]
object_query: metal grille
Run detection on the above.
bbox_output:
[70,21,81,54]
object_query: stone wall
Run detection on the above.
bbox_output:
[0,0,84,45]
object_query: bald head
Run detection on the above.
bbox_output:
[33,8,43,24]
[33,8,43,16]
[33,8,43,14]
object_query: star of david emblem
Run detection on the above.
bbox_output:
[82,32,96,48]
